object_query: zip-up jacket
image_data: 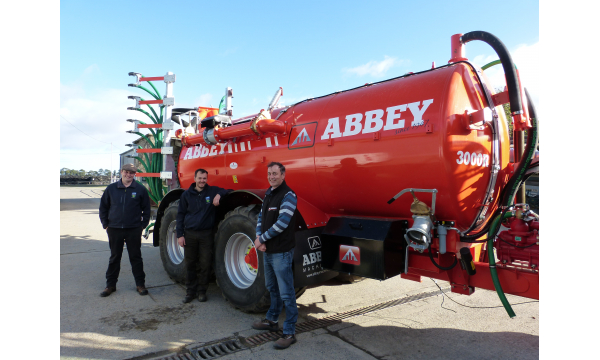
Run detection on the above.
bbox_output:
[99,179,151,229]
[176,183,230,238]
[256,180,297,253]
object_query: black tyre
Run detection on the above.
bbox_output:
[214,205,307,313]
[159,200,186,283]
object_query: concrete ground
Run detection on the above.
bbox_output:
[60,186,539,360]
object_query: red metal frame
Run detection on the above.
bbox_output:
[139,76,164,82]
[139,99,164,105]
[138,124,163,129]
[136,148,162,153]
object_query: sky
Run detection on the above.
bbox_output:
[60,0,540,172]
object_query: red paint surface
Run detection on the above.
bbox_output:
[245,247,258,269]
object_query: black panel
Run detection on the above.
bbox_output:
[293,227,339,288]
[320,217,407,280]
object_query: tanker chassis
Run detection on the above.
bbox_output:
[139,31,538,317]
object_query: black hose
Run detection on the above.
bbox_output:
[428,243,458,270]
[459,207,502,242]
[501,88,538,205]
[461,88,538,241]
[461,31,522,116]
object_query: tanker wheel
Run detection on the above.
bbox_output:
[214,204,307,313]
[159,200,186,284]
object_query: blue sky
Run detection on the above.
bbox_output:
[60,0,539,171]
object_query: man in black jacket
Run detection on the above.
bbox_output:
[251,162,299,350]
[99,163,151,297]
[177,168,230,303]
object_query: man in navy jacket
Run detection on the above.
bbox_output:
[177,168,230,303]
[99,163,151,297]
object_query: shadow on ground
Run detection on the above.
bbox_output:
[60,197,101,211]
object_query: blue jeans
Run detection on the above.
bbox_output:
[264,248,298,335]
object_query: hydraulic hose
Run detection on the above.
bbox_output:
[487,211,516,318]
[482,88,537,317]
[428,243,458,270]
[461,31,523,116]
[501,88,538,205]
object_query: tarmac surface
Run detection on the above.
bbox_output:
[60,186,539,360]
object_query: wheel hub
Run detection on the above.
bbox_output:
[224,233,258,289]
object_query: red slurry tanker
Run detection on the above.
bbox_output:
[150,31,539,317]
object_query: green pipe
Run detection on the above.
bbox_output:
[218,95,226,113]
[134,132,156,148]
[482,59,519,71]
[132,156,150,173]
[136,85,161,100]
[148,81,161,100]
[482,59,501,70]
[143,222,155,238]
[487,211,516,318]
[133,107,159,124]
[136,180,158,204]
[138,121,157,138]
[152,154,161,198]
[139,98,160,124]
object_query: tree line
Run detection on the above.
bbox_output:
[60,168,119,177]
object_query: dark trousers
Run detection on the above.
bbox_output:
[106,226,145,288]
[184,229,213,295]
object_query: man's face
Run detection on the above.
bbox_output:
[267,166,285,189]
[121,170,136,183]
[195,172,208,190]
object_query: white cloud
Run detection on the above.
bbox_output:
[196,93,214,107]
[344,56,401,77]
[60,67,184,171]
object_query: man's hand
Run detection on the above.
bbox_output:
[213,194,221,206]
[178,236,186,247]
[254,237,266,252]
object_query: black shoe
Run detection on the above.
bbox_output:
[183,294,195,303]
[252,318,279,331]
[100,287,116,297]
[273,334,297,350]
[198,293,207,302]
[136,285,148,296]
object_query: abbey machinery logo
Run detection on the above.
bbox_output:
[288,122,317,149]
[339,245,360,265]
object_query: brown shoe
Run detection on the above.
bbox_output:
[273,334,296,350]
[136,285,148,296]
[100,287,116,297]
[252,318,279,331]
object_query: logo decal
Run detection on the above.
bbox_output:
[230,162,238,169]
[288,122,317,149]
[131,192,137,198]
[340,245,360,265]
[307,236,321,250]
[205,196,210,203]
[291,128,311,146]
